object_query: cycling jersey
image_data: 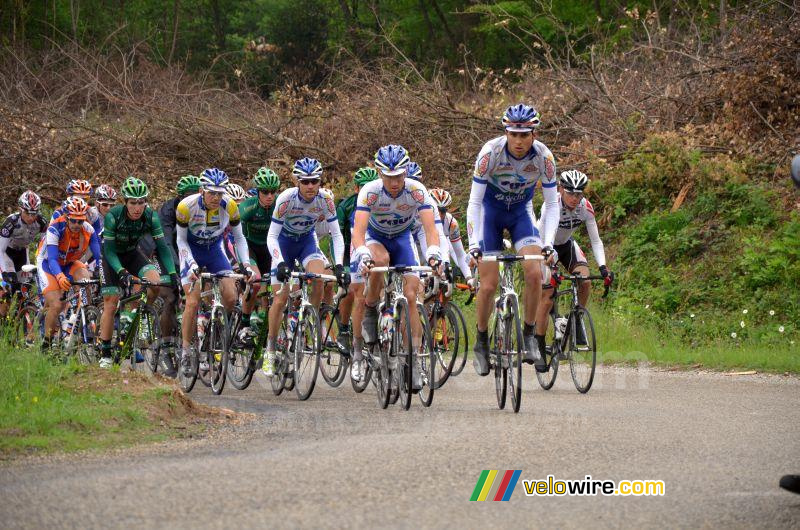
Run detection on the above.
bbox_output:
[411,187,449,264]
[538,195,606,267]
[239,195,275,246]
[158,196,181,266]
[175,193,249,283]
[336,193,357,265]
[52,203,102,236]
[267,187,344,269]
[0,212,47,272]
[355,179,431,237]
[466,136,559,253]
[102,205,176,275]
[441,212,471,279]
[35,215,101,293]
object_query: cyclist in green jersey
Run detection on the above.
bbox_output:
[236,167,280,340]
[98,177,179,369]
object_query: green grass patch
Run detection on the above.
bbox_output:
[0,340,211,456]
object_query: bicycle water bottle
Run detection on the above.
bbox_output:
[379,307,393,342]
[555,317,568,340]
[287,311,299,340]
[197,311,210,344]
[119,310,134,337]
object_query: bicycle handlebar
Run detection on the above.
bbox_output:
[481,254,544,263]
[369,265,433,274]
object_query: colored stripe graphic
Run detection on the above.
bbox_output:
[471,470,522,501]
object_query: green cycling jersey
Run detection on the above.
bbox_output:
[239,195,275,246]
[336,193,357,266]
[103,204,176,275]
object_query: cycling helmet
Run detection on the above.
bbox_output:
[254,167,281,190]
[225,183,247,202]
[559,169,588,191]
[18,190,42,213]
[66,179,92,196]
[199,168,229,192]
[374,144,410,176]
[247,187,257,197]
[501,103,541,132]
[176,174,201,196]
[292,158,323,180]
[406,162,422,180]
[94,184,118,201]
[64,196,89,219]
[430,188,452,209]
[120,176,149,199]
[353,167,379,186]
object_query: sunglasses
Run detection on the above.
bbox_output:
[298,179,320,186]
[21,209,39,216]
[564,189,584,197]
[258,189,277,195]
[127,199,147,206]
[67,218,84,224]
[97,202,115,208]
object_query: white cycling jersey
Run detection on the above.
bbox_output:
[466,135,559,249]
[538,195,606,267]
[441,212,471,279]
[355,178,431,237]
[175,193,249,269]
[267,187,344,266]
[0,212,47,272]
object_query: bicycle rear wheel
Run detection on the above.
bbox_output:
[417,303,435,407]
[294,305,321,401]
[394,298,413,411]
[178,347,199,393]
[77,305,101,365]
[227,308,256,391]
[449,303,469,377]
[319,304,348,388]
[491,314,506,410]
[15,302,40,346]
[568,307,596,393]
[208,308,228,395]
[536,313,560,390]
[429,303,458,389]
[374,343,391,409]
[505,297,524,413]
[138,305,161,373]
[351,343,371,394]
[271,319,290,395]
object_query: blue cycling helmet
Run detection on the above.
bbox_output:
[292,157,323,179]
[406,162,422,180]
[199,168,229,192]
[502,103,541,132]
[247,187,257,197]
[374,144,410,176]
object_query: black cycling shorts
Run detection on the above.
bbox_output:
[247,240,272,276]
[5,247,29,271]
[554,239,589,273]
[100,248,156,295]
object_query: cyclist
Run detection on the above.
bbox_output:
[97,177,179,369]
[35,197,102,350]
[339,167,379,382]
[351,145,442,389]
[91,184,118,236]
[534,170,613,350]
[263,157,347,376]
[176,168,254,375]
[223,182,249,264]
[0,191,48,318]
[52,180,103,235]
[315,187,338,306]
[406,162,449,272]
[429,188,473,282]
[466,103,559,375]
[237,167,281,341]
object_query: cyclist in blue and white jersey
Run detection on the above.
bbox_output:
[175,168,254,374]
[466,103,559,374]
[351,145,442,389]
[406,162,449,270]
[264,158,348,376]
[52,179,103,236]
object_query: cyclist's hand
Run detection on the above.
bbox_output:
[243,265,257,283]
[542,246,556,265]
[443,262,453,283]
[428,257,442,275]
[117,269,133,290]
[467,277,477,292]
[469,248,482,268]
[360,258,374,277]
[334,264,350,288]
[276,262,290,283]
[169,272,181,290]
[600,265,614,287]
[56,272,72,291]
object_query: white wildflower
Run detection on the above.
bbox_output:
[742,309,748,315]
[769,310,775,316]
[740,321,746,328]
[778,326,785,333]
[731,332,737,339]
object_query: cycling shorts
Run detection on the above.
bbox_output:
[365,227,419,274]
[180,239,232,286]
[37,260,86,295]
[554,239,588,272]
[5,247,29,272]
[247,239,272,276]
[271,232,324,285]
[101,248,157,296]
[481,204,541,254]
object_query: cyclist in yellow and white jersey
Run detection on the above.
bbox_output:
[175,168,254,374]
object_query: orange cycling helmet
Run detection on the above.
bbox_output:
[64,196,89,219]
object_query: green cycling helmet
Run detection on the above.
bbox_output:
[120,176,149,199]
[253,167,280,191]
[176,174,201,195]
[353,167,379,186]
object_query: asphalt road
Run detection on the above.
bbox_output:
[2,366,799,528]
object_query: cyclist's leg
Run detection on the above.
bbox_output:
[98,252,124,361]
[242,261,261,319]
[348,267,366,378]
[568,241,591,306]
[362,241,389,344]
[181,280,201,348]
[512,207,544,328]
[304,258,326,308]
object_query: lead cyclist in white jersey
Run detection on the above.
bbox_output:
[264,158,348,376]
[534,170,614,350]
[351,145,442,388]
[466,103,560,374]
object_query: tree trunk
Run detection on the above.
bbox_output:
[168,0,180,65]
[419,0,435,45]
[209,0,225,51]
[70,0,79,40]
[719,0,727,33]
[429,0,458,49]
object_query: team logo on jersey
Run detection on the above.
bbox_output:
[544,156,555,180]
[411,190,425,204]
[277,201,289,217]
[397,203,413,211]
[366,192,379,206]
[477,153,491,176]
[584,199,594,215]
[325,198,335,213]
[523,164,537,173]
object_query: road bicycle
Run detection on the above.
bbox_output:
[536,266,608,393]
[226,275,271,391]
[318,279,351,388]
[114,278,172,373]
[2,265,42,346]
[421,265,461,389]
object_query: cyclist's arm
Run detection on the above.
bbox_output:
[101,212,125,273]
[336,198,352,264]
[450,236,472,279]
[584,202,607,268]
[45,243,64,276]
[149,211,177,275]
[174,202,196,271]
[158,199,180,267]
[434,216,448,264]
[0,219,13,272]
[539,151,559,248]
[266,220,284,267]
[466,148,492,251]
[326,216,345,266]
[228,223,251,269]
[88,229,102,264]
[419,206,441,262]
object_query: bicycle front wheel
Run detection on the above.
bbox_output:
[429,303,458,389]
[394,298,413,411]
[77,306,101,365]
[417,303,435,407]
[536,313,560,391]
[294,305,321,401]
[568,307,596,393]
[319,304,347,388]
[138,305,161,374]
[449,302,470,377]
[227,308,256,391]
[208,308,228,395]
[490,313,506,410]
[505,296,524,413]
[271,320,290,396]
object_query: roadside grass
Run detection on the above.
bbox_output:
[0,339,216,456]
[451,289,799,374]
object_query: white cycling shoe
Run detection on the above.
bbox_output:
[350,359,366,382]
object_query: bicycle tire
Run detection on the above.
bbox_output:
[568,307,596,393]
[209,308,228,395]
[395,298,413,411]
[178,347,199,393]
[17,302,40,346]
[77,305,101,366]
[536,313,560,390]
[430,303,459,389]
[271,319,290,396]
[294,305,321,401]
[227,308,256,391]
[491,313,507,410]
[417,303,435,407]
[138,305,161,374]
[351,344,371,394]
[374,342,391,409]
[505,296,524,413]
[319,304,347,388]
[449,302,470,377]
